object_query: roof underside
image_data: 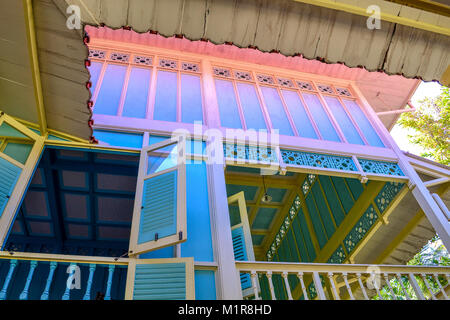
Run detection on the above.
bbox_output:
[1,0,448,139]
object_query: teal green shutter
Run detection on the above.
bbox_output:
[133,263,186,300]
[0,157,21,217]
[138,170,178,244]
[232,226,252,290]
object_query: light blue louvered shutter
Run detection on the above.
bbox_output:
[138,170,178,244]
[125,258,195,300]
[0,157,22,217]
[232,226,252,290]
[129,139,186,256]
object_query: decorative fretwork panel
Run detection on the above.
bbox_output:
[109,52,130,62]
[266,195,302,261]
[296,81,314,91]
[234,71,252,81]
[336,87,351,96]
[277,78,294,88]
[213,67,231,77]
[343,205,378,253]
[358,159,404,176]
[281,150,357,172]
[317,84,334,94]
[133,55,153,66]
[223,144,278,163]
[159,58,177,69]
[375,182,405,213]
[89,49,106,59]
[256,74,275,85]
[181,62,200,72]
[328,245,346,264]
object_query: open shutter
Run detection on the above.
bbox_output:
[228,191,256,296]
[125,257,195,300]
[129,138,187,256]
[0,114,44,247]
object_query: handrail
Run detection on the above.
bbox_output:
[0,251,129,265]
[235,261,450,274]
[235,261,450,300]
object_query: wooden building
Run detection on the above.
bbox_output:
[0,0,449,300]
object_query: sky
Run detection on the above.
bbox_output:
[390,81,444,158]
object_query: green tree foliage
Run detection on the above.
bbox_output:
[373,237,449,300]
[398,86,450,165]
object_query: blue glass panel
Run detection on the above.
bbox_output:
[260,86,294,136]
[122,67,151,118]
[236,82,266,131]
[93,130,143,148]
[301,93,340,142]
[87,61,103,93]
[324,96,364,145]
[215,79,242,129]
[342,99,385,147]
[153,70,177,122]
[281,90,317,139]
[181,74,203,124]
[94,64,127,116]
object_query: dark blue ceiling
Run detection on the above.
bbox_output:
[5,147,139,257]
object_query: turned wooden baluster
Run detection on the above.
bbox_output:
[83,264,97,300]
[395,273,411,300]
[104,264,115,300]
[62,263,77,300]
[408,273,425,300]
[433,273,448,300]
[266,271,276,300]
[421,273,436,300]
[281,272,293,300]
[356,273,369,300]
[342,272,355,300]
[41,261,57,300]
[371,271,383,300]
[0,259,18,300]
[19,260,38,300]
[327,272,340,300]
[250,271,260,300]
[312,272,326,300]
[297,272,308,300]
[383,273,397,300]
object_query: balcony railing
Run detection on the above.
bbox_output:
[236,261,450,300]
[0,252,128,300]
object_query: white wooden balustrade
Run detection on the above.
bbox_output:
[235,261,450,300]
[0,252,128,300]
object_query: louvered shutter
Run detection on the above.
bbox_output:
[129,138,186,256]
[125,258,195,300]
[228,192,257,296]
[232,226,252,290]
[0,157,21,216]
[0,115,44,247]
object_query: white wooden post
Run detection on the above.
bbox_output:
[350,83,450,251]
[206,162,243,299]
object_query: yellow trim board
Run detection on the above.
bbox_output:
[294,0,450,36]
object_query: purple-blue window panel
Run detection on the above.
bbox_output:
[153,70,177,122]
[260,86,294,136]
[215,79,242,129]
[122,67,151,119]
[281,90,317,139]
[324,96,364,145]
[181,74,203,124]
[94,64,127,116]
[301,93,340,142]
